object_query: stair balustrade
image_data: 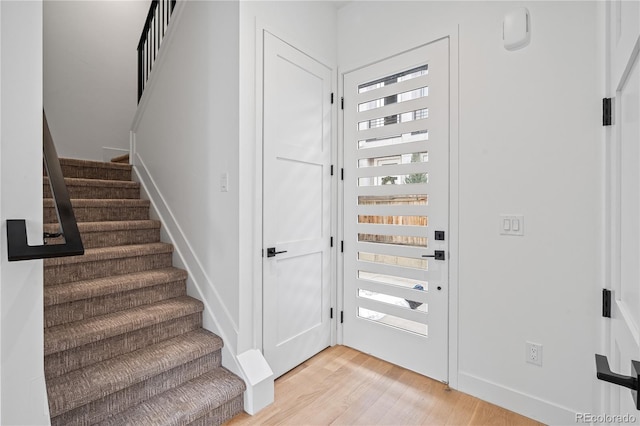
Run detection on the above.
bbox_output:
[138,0,177,102]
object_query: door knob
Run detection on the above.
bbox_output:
[595,354,640,409]
[422,250,445,261]
[266,247,288,258]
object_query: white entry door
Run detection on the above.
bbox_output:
[342,39,449,381]
[599,1,640,421]
[262,32,333,378]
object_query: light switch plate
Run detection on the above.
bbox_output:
[500,214,524,236]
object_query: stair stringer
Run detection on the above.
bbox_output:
[130,151,274,415]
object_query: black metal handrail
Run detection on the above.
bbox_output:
[137,0,176,102]
[6,112,84,261]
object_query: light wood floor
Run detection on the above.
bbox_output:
[225,345,543,426]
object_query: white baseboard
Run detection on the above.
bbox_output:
[131,152,273,414]
[458,371,578,425]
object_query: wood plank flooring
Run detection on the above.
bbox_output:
[225,345,543,426]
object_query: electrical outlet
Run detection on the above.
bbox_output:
[526,341,543,366]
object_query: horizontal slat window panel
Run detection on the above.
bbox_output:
[357,223,428,238]
[357,241,427,259]
[355,162,427,178]
[356,73,430,105]
[358,64,428,94]
[359,251,427,270]
[358,86,428,113]
[358,194,428,207]
[357,97,431,124]
[357,204,428,217]
[357,296,427,324]
[357,260,428,281]
[358,279,429,304]
[356,183,429,197]
[358,270,427,288]
[357,120,431,142]
[355,141,428,162]
[358,130,428,150]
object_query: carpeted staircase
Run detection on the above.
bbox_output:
[42,158,246,425]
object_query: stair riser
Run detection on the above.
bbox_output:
[45,281,187,327]
[188,395,245,426]
[44,253,173,286]
[45,313,203,379]
[44,184,140,200]
[45,227,160,249]
[58,164,132,181]
[44,205,149,223]
[50,353,220,425]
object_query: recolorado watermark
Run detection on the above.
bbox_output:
[576,413,637,424]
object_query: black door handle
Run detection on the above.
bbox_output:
[422,250,445,261]
[267,247,288,258]
[595,354,640,409]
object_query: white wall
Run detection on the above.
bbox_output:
[0,1,50,424]
[44,0,149,161]
[338,2,599,424]
[132,0,241,349]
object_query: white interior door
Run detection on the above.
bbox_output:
[342,39,449,381]
[600,1,640,420]
[262,32,333,378]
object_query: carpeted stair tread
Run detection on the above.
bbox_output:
[44,220,161,234]
[44,177,140,200]
[44,198,150,223]
[45,296,203,355]
[97,368,246,426]
[44,220,161,248]
[55,158,132,181]
[59,158,132,171]
[44,267,187,307]
[44,242,172,267]
[45,314,203,380]
[47,329,222,418]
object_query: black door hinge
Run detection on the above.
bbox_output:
[603,98,612,126]
[341,241,344,253]
[341,97,344,110]
[331,93,334,104]
[341,168,344,181]
[340,311,344,323]
[330,307,334,319]
[603,288,611,318]
[331,165,334,176]
[330,237,334,247]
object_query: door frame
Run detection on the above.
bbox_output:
[337,26,460,387]
[253,23,339,355]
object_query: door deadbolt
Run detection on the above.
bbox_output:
[422,250,445,261]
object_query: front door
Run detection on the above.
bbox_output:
[600,0,640,420]
[342,38,450,381]
[262,32,333,378]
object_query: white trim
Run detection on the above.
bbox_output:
[597,0,609,416]
[458,372,578,425]
[447,24,460,390]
